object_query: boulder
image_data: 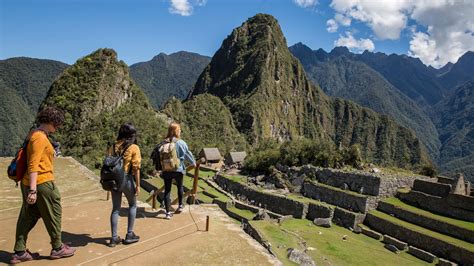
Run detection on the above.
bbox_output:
[253,209,272,221]
[313,218,332,228]
[287,248,316,266]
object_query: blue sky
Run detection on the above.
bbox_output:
[1,0,473,67]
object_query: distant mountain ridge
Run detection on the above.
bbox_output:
[130,51,210,109]
[290,43,474,181]
[289,43,440,159]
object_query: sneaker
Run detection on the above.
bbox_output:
[175,205,184,214]
[123,232,140,245]
[165,212,173,220]
[50,244,76,260]
[108,236,122,247]
[10,250,35,264]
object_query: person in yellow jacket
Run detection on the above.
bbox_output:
[11,107,75,264]
[108,123,141,247]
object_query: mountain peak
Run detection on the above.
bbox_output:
[190,13,289,98]
[330,46,351,57]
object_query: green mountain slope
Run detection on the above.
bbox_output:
[434,81,474,181]
[130,51,210,109]
[189,14,430,169]
[40,49,167,172]
[161,94,248,155]
[356,51,445,108]
[0,57,68,156]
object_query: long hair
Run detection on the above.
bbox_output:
[165,122,180,140]
[117,123,137,147]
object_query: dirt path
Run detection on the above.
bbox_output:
[0,158,280,265]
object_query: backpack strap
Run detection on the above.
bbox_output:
[120,143,133,157]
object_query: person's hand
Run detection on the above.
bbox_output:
[27,191,37,205]
[135,185,140,196]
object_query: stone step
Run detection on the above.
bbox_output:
[364,210,474,265]
[398,189,474,222]
[378,198,474,243]
[302,180,375,213]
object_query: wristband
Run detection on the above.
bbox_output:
[28,190,37,194]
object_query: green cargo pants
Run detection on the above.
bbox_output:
[14,181,63,251]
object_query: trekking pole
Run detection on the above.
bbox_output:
[106,191,110,201]
[206,215,210,231]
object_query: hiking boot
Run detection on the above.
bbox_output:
[175,205,184,214]
[10,250,36,264]
[123,232,140,245]
[50,244,76,259]
[165,212,173,220]
[108,236,122,247]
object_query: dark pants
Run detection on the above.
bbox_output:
[14,181,63,251]
[110,175,137,238]
[162,172,184,213]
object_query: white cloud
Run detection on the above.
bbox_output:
[294,0,318,8]
[327,0,474,67]
[169,0,207,16]
[335,13,351,26]
[327,19,338,32]
[326,13,351,33]
[334,32,375,53]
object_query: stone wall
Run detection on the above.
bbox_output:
[445,193,474,212]
[302,180,370,213]
[306,203,334,220]
[332,207,365,229]
[284,165,429,198]
[215,174,308,218]
[243,221,275,255]
[377,201,474,243]
[365,213,474,265]
[412,179,451,197]
[398,190,474,222]
[299,166,381,196]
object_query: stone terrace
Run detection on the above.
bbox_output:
[363,175,474,265]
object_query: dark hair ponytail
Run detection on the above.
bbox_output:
[117,123,137,147]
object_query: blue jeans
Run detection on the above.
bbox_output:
[110,176,137,238]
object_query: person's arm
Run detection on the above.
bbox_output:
[182,141,196,167]
[26,133,47,204]
[131,145,142,196]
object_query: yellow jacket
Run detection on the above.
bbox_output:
[110,140,141,174]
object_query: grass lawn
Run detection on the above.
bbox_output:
[370,210,474,252]
[252,219,430,266]
[382,197,474,231]
[227,206,256,220]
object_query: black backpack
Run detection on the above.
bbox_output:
[100,144,131,192]
[150,140,167,171]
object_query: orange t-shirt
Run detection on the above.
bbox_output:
[22,130,55,186]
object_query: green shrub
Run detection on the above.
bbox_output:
[419,164,437,177]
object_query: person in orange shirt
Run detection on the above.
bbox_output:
[108,123,141,247]
[11,107,76,264]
